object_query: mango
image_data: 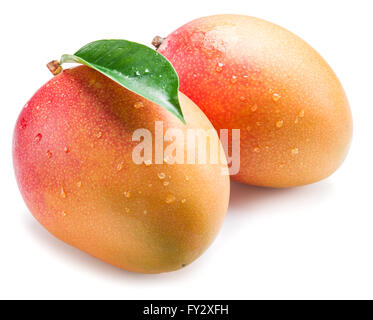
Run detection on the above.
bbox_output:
[157,14,353,187]
[13,66,229,273]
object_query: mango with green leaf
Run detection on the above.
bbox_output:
[13,41,230,273]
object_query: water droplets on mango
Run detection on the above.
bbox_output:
[76,181,82,188]
[60,186,66,198]
[46,150,52,158]
[123,191,131,198]
[291,147,299,155]
[181,199,187,204]
[134,101,144,109]
[163,181,170,187]
[64,146,70,153]
[125,207,130,213]
[158,172,166,180]
[34,133,42,143]
[253,146,260,153]
[251,104,258,112]
[230,75,237,84]
[95,131,103,139]
[61,211,67,217]
[276,120,284,128]
[165,194,176,204]
[215,62,224,72]
[272,93,281,102]
[117,161,124,171]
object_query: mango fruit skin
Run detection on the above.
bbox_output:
[13,66,230,273]
[158,14,353,187]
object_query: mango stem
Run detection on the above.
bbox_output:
[47,60,62,76]
[151,36,165,49]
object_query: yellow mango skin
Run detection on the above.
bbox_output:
[13,66,230,273]
[158,14,353,187]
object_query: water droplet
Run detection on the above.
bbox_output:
[148,183,152,188]
[279,162,285,168]
[230,75,237,84]
[158,172,166,180]
[123,191,131,198]
[117,161,124,171]
[291,147,299,155]
[276,120,284,128]
[61,211,67,217]
[299,109,305,118]
[294,117,299,124]
[34,133,42,143]
[272,93,281,102]
[96,131,102,139]
[125,207,130,213]
[163,181,169,186]
[144,159,152,166]
[253,146,260,153]
[215,62,224,72]
[135,71,141,76]
[60,187,66,198]
[64,146,70,153]
[145,68,150,73]
[251,104,258,112]
[240,96,246,101]
[185,175,190,181]
[165,194,176,204]
[134,101,144,109]
[76,181,82,188]
[181,199,187,204]
[256,121,261,126]
[46,150,52,158]
[36,105,40,110]
[143,210,148,215]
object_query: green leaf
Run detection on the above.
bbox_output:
[60,40,185,123]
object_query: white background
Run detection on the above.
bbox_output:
[1,0,372,300]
